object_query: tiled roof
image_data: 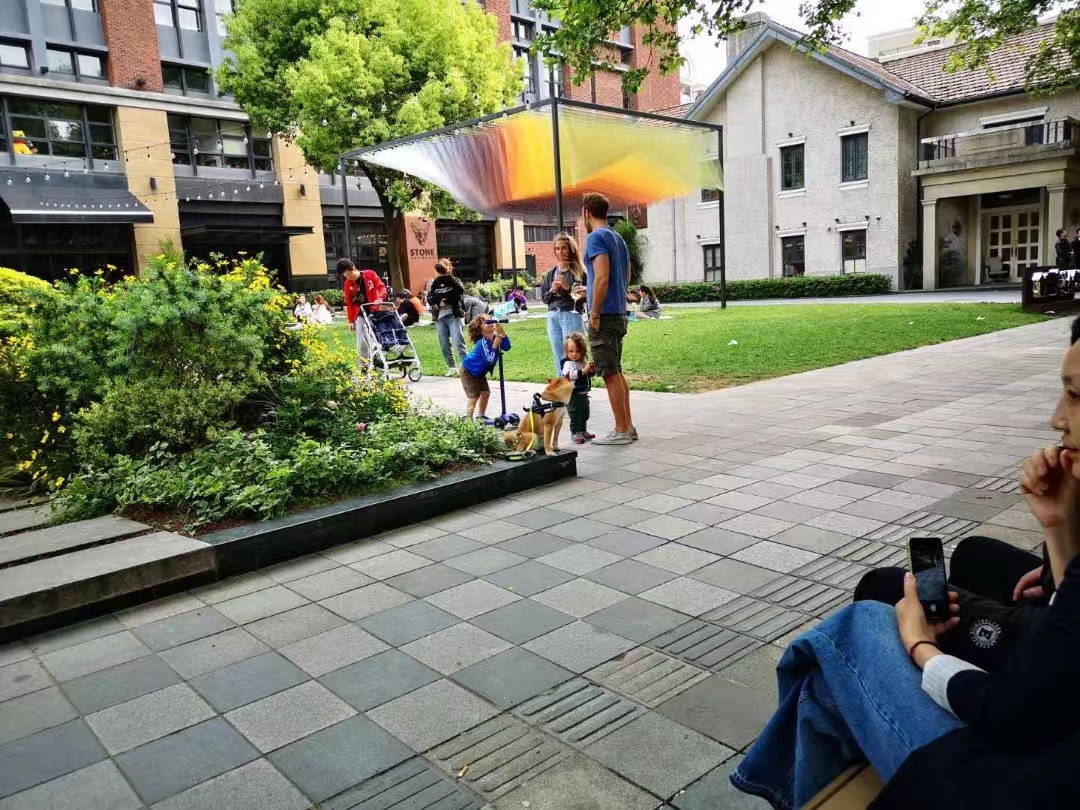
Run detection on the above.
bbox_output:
[882,22,1064,103]
[649,103,691,118]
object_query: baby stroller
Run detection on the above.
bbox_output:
[359,301,422,381]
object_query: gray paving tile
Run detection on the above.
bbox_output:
[131,607,235,652]
[225,681,356,753]
[190,652,309,712]
[656,674,775,749]
[640,577,737,617]
[707,491,774,512]
[584,596,689,643]
[0,658,52,702]
[512,677,645,748]
[587,527,669,557]
[545,517,617,542]
[452,648,574,709]
[85,682,215,755]
[159,628,269,679]
[770,524,851,554]
[532,578,628,618]
[269,715,413,803]
[151,759,309,810]
[805,511,884,538]
[385,563,475,598]
[731,540,820,573]
[39,631,150,682]
[350,550,432,580]
[679,527,760,557]
[523,621,635,673]
[484,560,576,597]
[585,712,731,799]
[703,596,809,642]
[264,554,339,583]
[243,603,346,647]
[717,513,795,540]
[400,624,511,675]
[648,620,759,671]
[0,761,141,810]
[321,757,482,810]
[284,566,374,600]
[408,533,485,562]
[492,531,574,559]
[585,559,677,594]
[367,679,500,752]
[634,543,719,574]
[669,502,741,526]
[719,646,784,704]
[0,720,107,799]
[492,754,656,810]
[320,649,440,712]
[214,586,308,625]
[114,717,259,804]
[535,544,624,575]
[425,580,520,619]
[632,514,708,541]
[672,755,772,809]
[376,523,447,548]
[428,714,570,801]
[279,623,389,677]
[319,583,415,620]
[322,539,396,565]
[591,505,657,529]
[116,595,205,629]
[358,599,460,646]
[458,521,531,545]
[60,655,181,715]
[586,648,710,707]
[505,507,576,530]
[191,572,276,605]
[753,499,827,524]
[444,547,527,576]
[688,558,783,594]
[471,599,575,644]
[0,686,77,746]
[633,493,696,514]
[0,643,31,668]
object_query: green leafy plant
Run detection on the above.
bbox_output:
[0,267,51,339]
[613,220,647,286]
[651,274,893,302]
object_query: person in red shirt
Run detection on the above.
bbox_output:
[337,258,408,366]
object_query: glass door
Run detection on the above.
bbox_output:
[983,207,1040,282]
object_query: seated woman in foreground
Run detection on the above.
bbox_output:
[732,327,1080,810]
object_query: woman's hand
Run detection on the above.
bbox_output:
[896,573,959,667]
[1020,445,1075,529]
[1012,566,1046,601]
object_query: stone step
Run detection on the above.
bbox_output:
[0,505,53,537]
[0,531,214,633]
[0,496,47,515]
[0,516,150,568]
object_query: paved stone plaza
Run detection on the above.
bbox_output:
[0,318,1067,809]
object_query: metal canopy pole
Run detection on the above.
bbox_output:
[717,129,727,310]
[340,160,353,265]
[510,218,518,287]
[551,86,564,231]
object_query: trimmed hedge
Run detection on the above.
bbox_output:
[652,274,892,303]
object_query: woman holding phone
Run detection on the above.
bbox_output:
[539,232,587,377]
[731,321,1080,809]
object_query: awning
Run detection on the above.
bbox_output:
[180,224,314,244]
[0,180,154,224]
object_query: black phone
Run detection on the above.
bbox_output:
[907,536,948,622]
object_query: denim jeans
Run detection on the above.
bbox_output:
[435,316,467,369]
[731,601,963,810]
[546,309,584,376]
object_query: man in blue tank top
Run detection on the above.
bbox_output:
[582,192,635,446]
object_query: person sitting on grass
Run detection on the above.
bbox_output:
[395,290,422,327]
[311,294,334,325]
[637,285,662,319]
[506,285,529,313]
[561,332,595,445]
[293,293,313,323]
[459,315,510,421]
[463,294,489,323]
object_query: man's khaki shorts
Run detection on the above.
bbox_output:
[588,314,628,377]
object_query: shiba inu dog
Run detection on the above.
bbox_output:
[505,377,573,456]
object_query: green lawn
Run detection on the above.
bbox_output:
[320,304,1048,393]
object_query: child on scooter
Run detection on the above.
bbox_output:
[460,315,512,420]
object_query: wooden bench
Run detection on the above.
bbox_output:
[804,765,883,809]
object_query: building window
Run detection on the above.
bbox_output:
[214,0,232,36]
[619,47,632,65]
[45,47,106,82]
[841,229,867,273]
[524,224,574,242]
[781,235,805,276]
[515,47,535,99]
[42,0,98,11]
[167,114,273,174]
[841,132,868,183]
[0,41,31,70]
[4,97,117,163]
[700,188,721,204]
[511,20,534,42]
[162,63,211,96]
[703,244,722,281]
[542,63,563,99]
[622,88,632,110]
[780,144,804,191]
[155,0,203,31]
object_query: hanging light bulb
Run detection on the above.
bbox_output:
[185,196,190,202]
[83,166,89,174]
[273,178,279,186]
[6,178,12,186]
[220,190,226,197]
[44,172,50,181]
[103,163,109,170]
[380,103,387,114]
[245,185,251,192]
[266,130,272,139]
[64,169,70,178]
[170,152,176,160]
[259,182,265,189]
[24,175,31,183]
[242,135,249,144]
[351,109,358,119]
[197,194,202,200]
[321,118,328,126]
[232,187,238,195]
[193,146,199,155]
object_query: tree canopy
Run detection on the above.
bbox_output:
[531,0,1080,95]
[217,0,522,286]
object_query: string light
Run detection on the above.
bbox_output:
[321,118,328,126]
[242,135,248,144]
[5,178,11,186]
[44,172,50,181]
[64,169,70,178]
[24,175,31,183]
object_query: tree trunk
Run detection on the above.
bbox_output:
[363,167,406,291]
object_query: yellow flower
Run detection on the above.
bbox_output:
[4,433,11,439]
[52,411,61,422]
[53,476,65,488]
[40,430,50,444]
[57,425,66,434]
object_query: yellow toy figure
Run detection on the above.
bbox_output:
[12,131,37,155]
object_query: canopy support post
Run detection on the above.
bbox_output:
[551,84,564,232]
[340,160,353,267]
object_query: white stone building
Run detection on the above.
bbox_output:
[647,14,1080,290]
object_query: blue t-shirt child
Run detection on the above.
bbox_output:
[461,334,511,377]
[584,227,630,316]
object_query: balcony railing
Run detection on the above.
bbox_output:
[921,118,1076,164]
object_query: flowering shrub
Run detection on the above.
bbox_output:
[1,248,499,527]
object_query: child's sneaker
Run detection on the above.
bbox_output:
[446,367,459,377]
[584,431,596,440]
[572,432,587,444]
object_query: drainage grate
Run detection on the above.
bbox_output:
[586,648,709,708]
[975,476,1020,494]
[647,619,759,671]
[751,577,848,616]
[512,678,644,749]
[793,557,868,591]
[703,596,809,641]
[321,757,482,810]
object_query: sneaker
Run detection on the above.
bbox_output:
[446,367,459,377]
[592,430,633,446]
[631,427,639,441]
[572,432,587,445]
[584,431,596,440]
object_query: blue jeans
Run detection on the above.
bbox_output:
[546,309,584,376]
[731,602,963,810]
[435,316,466,369]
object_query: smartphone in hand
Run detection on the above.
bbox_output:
[907,536,949,622]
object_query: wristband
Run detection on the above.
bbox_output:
[908,640,938,661]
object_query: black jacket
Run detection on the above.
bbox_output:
[427,274,465,319]
[540,267,585,313]
[1056,237,1073,268]
[1071,238,1080,269]
[872,554,1080,810]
